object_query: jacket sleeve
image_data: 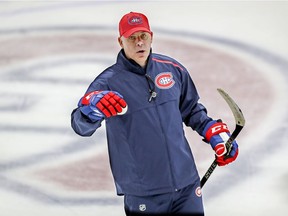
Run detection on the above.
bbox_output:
[71,108,103,137]
[70,75,108,137]
[179,68,213,135]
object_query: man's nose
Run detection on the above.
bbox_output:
[136,40,144,46]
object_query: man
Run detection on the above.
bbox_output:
[71,12,238,216]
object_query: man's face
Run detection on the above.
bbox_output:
[118,31,153,68]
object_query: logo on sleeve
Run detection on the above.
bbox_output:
[155,72,175,89]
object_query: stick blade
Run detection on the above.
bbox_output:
[217,88,245,127]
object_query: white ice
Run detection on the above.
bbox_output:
[0,1,288,216]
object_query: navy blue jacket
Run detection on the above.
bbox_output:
[71,50,213,196]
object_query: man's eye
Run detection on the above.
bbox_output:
[128,36,136,41]
[140,34,148,40]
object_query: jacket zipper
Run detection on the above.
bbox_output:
[145,74,157,102]
[144,73,178,191]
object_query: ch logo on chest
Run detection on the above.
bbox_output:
[155,72,175,89]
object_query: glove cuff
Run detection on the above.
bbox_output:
[202,120,229,142]
[79,105,104,122]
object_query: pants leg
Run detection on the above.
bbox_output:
[124,192,172,215]
[124,182,204,216]
[171,182,204,216]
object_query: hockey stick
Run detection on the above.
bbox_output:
[200,88,245,188]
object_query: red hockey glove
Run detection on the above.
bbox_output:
[78,90,127,121]
[202,120,239,166]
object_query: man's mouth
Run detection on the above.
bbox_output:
[137,50,145,53]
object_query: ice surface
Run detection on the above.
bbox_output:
[0,1,287,216]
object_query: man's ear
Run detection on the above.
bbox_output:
[118,37,123,48]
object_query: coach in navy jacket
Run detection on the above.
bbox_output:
[71,12,238,216]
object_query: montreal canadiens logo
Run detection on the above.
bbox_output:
[128,16,143,25]
[195,186,202,197]
[155,72,175,89]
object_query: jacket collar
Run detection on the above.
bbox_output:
[116,49,152,75]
